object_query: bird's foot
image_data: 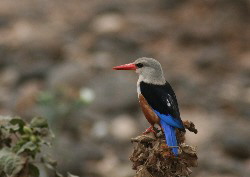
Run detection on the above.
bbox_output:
[143,126,156,135]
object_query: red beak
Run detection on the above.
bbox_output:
[113,63,137,70]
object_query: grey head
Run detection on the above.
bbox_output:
[134,57,166,85]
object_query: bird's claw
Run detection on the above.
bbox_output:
[143,126,156,135]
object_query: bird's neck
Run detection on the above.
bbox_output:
[138,74,166,85]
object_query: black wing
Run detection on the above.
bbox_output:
[140,81,181,119]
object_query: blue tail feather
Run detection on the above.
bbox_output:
[160,119,178,156]
[154,110,184,129]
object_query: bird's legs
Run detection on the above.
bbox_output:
[143,126,156,135]
[143,124,163,136]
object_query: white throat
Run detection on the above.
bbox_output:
[138,74,165,85]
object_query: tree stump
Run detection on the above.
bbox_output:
[130,120,198,177]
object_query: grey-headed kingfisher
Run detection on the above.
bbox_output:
[113,57,185,156]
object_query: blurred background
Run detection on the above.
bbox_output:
[0,0,249,176]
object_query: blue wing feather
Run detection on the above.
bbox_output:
[154,110,184,129]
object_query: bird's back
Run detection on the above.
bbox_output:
[140,81,181,120]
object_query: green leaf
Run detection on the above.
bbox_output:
[23,126,33,134]
[10,118,25,127]
[0,149,26,176]
[67,172,79,177]
[49,130,55,138]
[41,155,57,170]
[17,141,37,155]
[8,124,20,132]
[9,118,26,133]
[12,139,27,153]
[29,163,40,177]
[33,127,50,137]
[55,171,64,177]
[40,140,52,147]
[30,117,48,128]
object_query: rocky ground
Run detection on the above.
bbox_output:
[0,0,249,176]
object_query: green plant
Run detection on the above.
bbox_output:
[0,116,78,177]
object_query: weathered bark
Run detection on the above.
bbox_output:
[130,120,198,177]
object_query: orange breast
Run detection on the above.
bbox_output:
[138,94,160,125]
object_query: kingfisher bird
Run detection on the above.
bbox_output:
[113,57,185,156]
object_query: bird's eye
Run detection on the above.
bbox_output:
[136,63,144,68]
